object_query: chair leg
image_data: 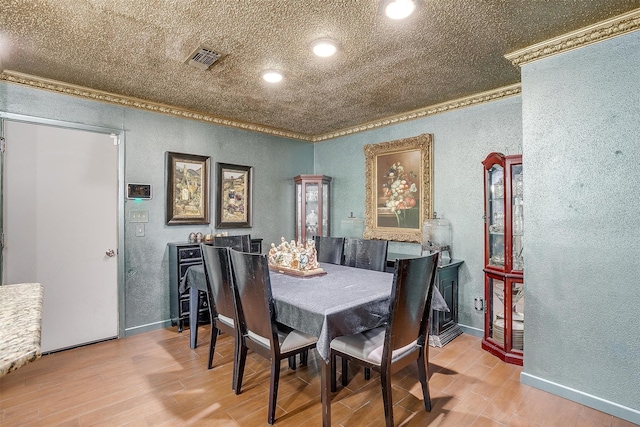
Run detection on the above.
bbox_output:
[288,355,297,370]
[417,348,431,411]
[300,349,308,366]
[364,367,371,380]
[268,359,281,424]
[231,332,240,392]
[380,368,394,427]
[189,288,199,349]
[235,343,248,395]
[330,352,337,392]
[341,356,349,386]
[208,326,219,369]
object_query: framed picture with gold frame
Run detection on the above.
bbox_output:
[165,151,210,225]
[363,133,433,243]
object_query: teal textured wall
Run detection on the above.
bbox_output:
[313,96,523,332]
[0,83,314,331]
[3,27,639,420]
[521,30,640,415]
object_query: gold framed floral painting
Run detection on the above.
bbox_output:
[165,151,210,225]
[363,133,433,243]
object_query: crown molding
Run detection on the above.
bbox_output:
[505,8,640,67]
[311,83,522,142]
[0,70,312,142]
[1,70,521,142]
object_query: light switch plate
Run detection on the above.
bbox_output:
[135,224,145,237]
[130,210,149,223]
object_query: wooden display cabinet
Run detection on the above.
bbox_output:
[481,152,524,365]
[294,175,331,244]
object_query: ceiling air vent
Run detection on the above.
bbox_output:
[185,46,223,70]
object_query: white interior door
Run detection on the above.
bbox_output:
[3,120,119,352]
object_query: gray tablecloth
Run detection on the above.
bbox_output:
[180,265,207,293]
[270,263,393,361]
[181,262,448,361]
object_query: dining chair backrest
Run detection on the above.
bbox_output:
[313,236,345,265]
[328,252,440,425]
[200,244,236,322]
[228,248,318,424]
[384,252,439,363]
[213,234,252,252]
[228,249,277,350]
[200,244,240,374]
[343,237,389,271]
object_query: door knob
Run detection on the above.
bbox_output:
[106,249,116,257]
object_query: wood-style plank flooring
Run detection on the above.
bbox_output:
[1,327,636,426]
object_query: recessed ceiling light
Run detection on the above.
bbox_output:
[312,39,338,58]
[385,0,415,20]
[262,70,283,83]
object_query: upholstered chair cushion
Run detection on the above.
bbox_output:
[330,327,418,365]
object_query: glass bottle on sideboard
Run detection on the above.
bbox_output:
[294,175,332,244]
[481,152,524,366]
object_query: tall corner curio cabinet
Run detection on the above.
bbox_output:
[294,175,331,244]
[481,152,524,365]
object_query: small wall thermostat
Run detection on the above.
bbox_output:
[127,183,152,199]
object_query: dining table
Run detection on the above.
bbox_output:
[180,259,449,426]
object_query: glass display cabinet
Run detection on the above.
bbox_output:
[294,175,331,244]
[481,152,524,365]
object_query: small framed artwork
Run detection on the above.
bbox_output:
[165,151,210,225]
[363,133,433,243]
[216,163,252,228]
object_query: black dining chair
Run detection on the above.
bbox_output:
[213,234,252,252]
[200,245,239,385]
[313,235,345,265]
[329,252,440,427]
[341,237,389,381]
[343,237,389,271]
[228,249,318,425]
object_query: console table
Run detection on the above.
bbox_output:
[429,259,464,347]
[168,238,262,331]
[0,283,44,376]
[388,253,464,347]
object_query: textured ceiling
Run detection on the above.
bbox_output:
[1,0,639,139]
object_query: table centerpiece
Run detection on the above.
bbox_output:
[267,237,326,277]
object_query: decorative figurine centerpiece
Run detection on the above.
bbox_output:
[267,237,326,277]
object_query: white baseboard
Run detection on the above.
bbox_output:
[520,372,640,425]
[125,319,173,336]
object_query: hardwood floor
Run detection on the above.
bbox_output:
[1,327,636,426]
